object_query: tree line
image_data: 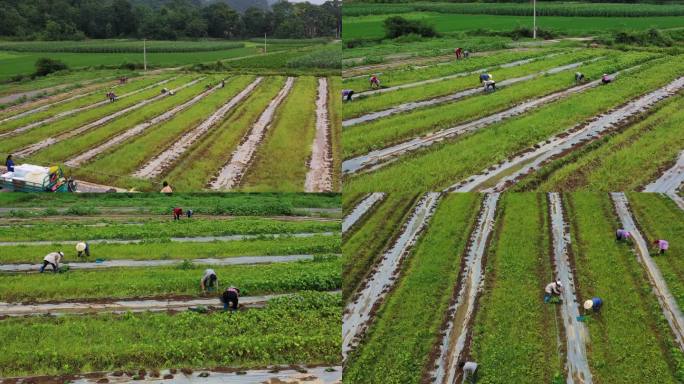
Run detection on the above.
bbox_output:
[0,0,340,40]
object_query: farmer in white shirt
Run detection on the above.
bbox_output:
[40,251,64,273]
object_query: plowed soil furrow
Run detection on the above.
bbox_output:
[611,192,684,350]
[13,78,200,158]
[305,78,333,192]
[65,82,222,168]
[549,192,593,384]
[0,291,341,317]
[668,193,684,211]
[342,193,386,234]
[343,59,597,127]
[2,366,342,384]
[350,53,561,100]
[0,77,175,139]
[209,77,296,190]
[644,150,684,193]
[342,192,441,359]
[449,76,684,192]
[0,232,336,246]
[133,77,263,180]
[428,193,498,384]
[0,254,328,272]
[343,72,611,175]
[0,87,100,124]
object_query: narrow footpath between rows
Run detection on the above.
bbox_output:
[0,254,330,272]
[549,193,593,384]
[14,77,201,157]
[134,77,263,179]
[428,193,498,384]
[0,291,341,317]
[65,81,224,167]
[209,77,296,190]
[449,76,684,192]
[0,231,337,246]
[342,192,440,359]
[0,76,176,140]
[343,68,623,175]
[342,193,385,234]
[611,192,684,350]
[343,58,600,127]
[305,78,333,192]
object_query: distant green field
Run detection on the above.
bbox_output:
[343,12,684,39]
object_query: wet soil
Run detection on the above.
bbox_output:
[304,78,333,192]
[342,193,385,234]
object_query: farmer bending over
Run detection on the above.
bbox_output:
[584,297,603,314]
[575,72,585,82]
[369,75,380,89]
[601,73,613,84]
[222,286,240,311]
[653,239,669,255]
[173,207,183,221]
[40,251,64,273]
[200,269,218,293]
[76,242,90,259]
[342,89,354,102]
[616,228,631,242]
[459,361,478,383]
[544,280,562,303]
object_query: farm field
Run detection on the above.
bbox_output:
[342,44,684,194]
[1,67,340,192]
[343,192,684,383]
[0,193,342,383]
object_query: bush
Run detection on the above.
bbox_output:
[383,16,437,39]
[33,57,68,77]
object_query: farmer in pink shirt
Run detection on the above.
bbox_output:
[653,239,669,255]
[616,229,631,242]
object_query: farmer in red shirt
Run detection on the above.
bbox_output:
[173,207,183,221]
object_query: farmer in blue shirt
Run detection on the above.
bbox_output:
[5,155,14,172]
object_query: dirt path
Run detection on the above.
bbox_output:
[644,150,684,194]
[0,254,330,272]
[448,76,684,192]
[0,232,336,247]
[549,193,593,384]
[0,291,341,317]
[351,53,562,100]
[342,192,441,359]
[134,78,263,180]
[427,193,498,384]
[343,58,599,127]
[65,82,222,168]
[0,77,176,140]
[342,192,385,234]
[611,192,684,350]
[343,71,614,175]
[14,78,200,158]
[209,77,296,190]
[305,78,333,192]
[2,366,341,384]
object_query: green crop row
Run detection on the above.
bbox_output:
[0,192,341,213]
[0,75,197,155]
[342,48,555,91]
[72,76,259,190]
[0,291,340,377]
[0,217,339,242]
[0,74,172,133]
[0,234,340,264]
[627,193,684,311]
[163,77,286,191]
[469,193,560,383]
[241,77,318,192]
[344,56,684,194]
[30,77,219,165]
[342,49,606,119]
[564,193,683,382]
[0,256,341,303]
[0,40,245,53]
[345,193,481,383]
[343,50,656,159]
[516,93,684,192]
[343,2,684,18]
[342,194,418,301]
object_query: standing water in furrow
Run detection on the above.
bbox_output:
[305,78,333,192]
[549,192,593,384]
[342,193,385,234]
[342,192,441,359]
[611,192,684,350]
[428,193,498,384]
